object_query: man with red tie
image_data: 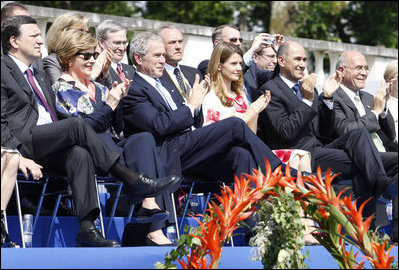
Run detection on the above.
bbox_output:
[96,19,135,89]
[1,15,180,247]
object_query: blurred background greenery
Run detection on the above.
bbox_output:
[21,1,398,49]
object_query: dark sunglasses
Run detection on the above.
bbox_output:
[76,52,100,60]
[229,37,243,43]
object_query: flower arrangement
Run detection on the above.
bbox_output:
[156,159,397,269]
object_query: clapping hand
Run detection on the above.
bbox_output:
[106,79,133,110]
[91,48,113,80]
[373,81,388,115]
[188,74,210,110]
[301,73,317,101]
[323,70,343,97]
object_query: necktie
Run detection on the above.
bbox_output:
[173,68,187,94]
[292,83,302,100]
[116,64,127,83]
[25,69,57,122]
[155,79,177,110]
[353,95,386,152]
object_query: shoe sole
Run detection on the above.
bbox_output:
[128,177,182,204]
[135,212,170,223]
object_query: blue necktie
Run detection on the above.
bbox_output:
[292,83,302,101]
[155,79,177,110]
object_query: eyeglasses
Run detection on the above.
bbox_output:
[259,54,276,60]
[75,52,100,60]
[229,37,243,43]
[344,65,370,72]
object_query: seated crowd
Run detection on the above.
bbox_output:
[1,2,397,248]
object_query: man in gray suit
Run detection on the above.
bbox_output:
[332,51,397,153]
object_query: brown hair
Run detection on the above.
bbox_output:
[207,42,244,107]
[53,30,96,71]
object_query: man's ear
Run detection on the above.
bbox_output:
[9,36,19,50]
[98,38,106,50]
[134,53,142,66]
[277,55,284,68]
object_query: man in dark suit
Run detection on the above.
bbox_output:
[332,51,398,153]
[96,19,135,89]
[197,24,280,104]
[1,16,180,247]
[258,41,397,233]
[159,25,203,127]
[122,32,295,184]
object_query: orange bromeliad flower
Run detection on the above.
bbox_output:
[363,239,397,269]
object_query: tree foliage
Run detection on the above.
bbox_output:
[293,1,398,48]
[20,1,137,17]
[20,1,398,48]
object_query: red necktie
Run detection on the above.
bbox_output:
[25,69,57,122]
[116,64,127,83]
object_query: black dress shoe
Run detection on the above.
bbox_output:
[135,208,169,223]
[127,175,182,204]
[76,224,120,247]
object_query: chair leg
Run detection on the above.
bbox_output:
[170,192,180,239]
[179,182,195,233]
[45,194,63,247]
[106,182,123,236]
[14,182,25,248]
[94,176,105,238]
[32,177,50,233]
[127,204,135,223]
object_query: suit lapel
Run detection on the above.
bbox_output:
[336,87,359,115]
[135,73,172,111]
[121,63,135,81]
[180,66,194,86]
[4,56,38,111]
[110,68,122,84]
[359,91,373,113]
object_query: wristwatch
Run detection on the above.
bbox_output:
[322,95,334,100]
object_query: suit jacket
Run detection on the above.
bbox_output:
[98,63,136,89]
[258,75,333,154]
[1,55,58,157]
[161,64,202,89]
[122,72,193,141]
[42,53,62,85]
[161,64,203,127]
[332,87,397,151]
[243,62,275,102]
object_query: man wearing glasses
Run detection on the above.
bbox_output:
[253,46,277,71]
[332,51,397,153]
[96,19,135,88]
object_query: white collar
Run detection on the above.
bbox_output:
[164,63,181,74]
[340,84,360,101]
[8,54,33,75]
[136,71,159,89]
[279,74,299,89]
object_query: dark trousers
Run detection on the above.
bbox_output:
[99,131,173,227]
[27,118,120,221]
[313,128,397,224]
[166,117,286,180]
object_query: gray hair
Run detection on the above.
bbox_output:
[335,53,349,70]
[129,32,163,65]
[157,24,181,36]
[96,19,126,40]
